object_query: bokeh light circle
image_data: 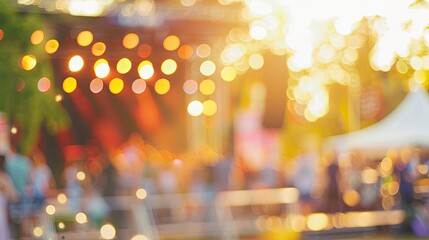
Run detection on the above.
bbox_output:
[100,224,116,240]
[31,30,44,45]
[92,42,106,56]
[63,77,77,93]
[132,79,147,94]
[200,60,216,76]
[38,77,51,92]
[109,78,124,94]
[77,30,93,47]
[163,35,181,51]
[221,66,237,82]
[196,44,211,58]
[138,60,155,79]
[94,59,110,78]
[138,44,152,58]
[178,45,193,59]
[199,79,216,95]
[75,212,87,224]
[203,100,217,116]
[90,78,104,93]
[123,33,140,49]
[45,39,59,54]
[154,78,170,95]
[161,59,177,75]
[116,58,132,74]
[187,101,203,116]
[69,55,84,72]
[183,79,198,94]
[20,54,37,71]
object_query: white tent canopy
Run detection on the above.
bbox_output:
[325,88,429,153]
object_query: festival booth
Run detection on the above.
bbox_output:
[325,87,429,154]
[324,88,429,236]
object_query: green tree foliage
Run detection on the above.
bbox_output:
[0,1,69,153]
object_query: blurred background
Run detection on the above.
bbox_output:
[1,0,429,239]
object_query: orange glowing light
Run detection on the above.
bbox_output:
[138,44,152,58]
[31,30,44,45]
[123,33,140,49]
[178,45,193,59]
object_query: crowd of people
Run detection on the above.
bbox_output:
[0,145,54,239]
[1,132,429,239]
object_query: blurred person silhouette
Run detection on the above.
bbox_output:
[323,150,341,213]
[395,149,418,234]
[86,139,119,197]
[31,148,55,213]
[290,140,318,214]
[6,143,32,239]
[0,155,17,240]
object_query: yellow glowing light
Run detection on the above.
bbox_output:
[57,193,67,204]
[100,224,116,240]
[58,222,65,229]
[248,53,264,70]
[343,190,360,207]
[45,204,56,215]
[63,77,77,93]
[69,55,84,72]
[136,188,147,200]
[418,164,429,175]
[77,30,93,47]
[381,157,393,171]
[33,227,43,237]
[200,60,216,76]
[21,54,37,71]
[132,79,147,94]
[90,78,104,93]
[45,39,59,54]
[290,214,306,232]
[249,23,268,40]
[131,235,149,240]
[395,60,409,74]
[68,0,104,16]
[55,94,63,102]
[116,58,132,74]
[154,78,170,95]
[31,30,44,45]
[94,59,110,78]
[123,33,140,49]
[178,45,193,59]
[187,100,204,116]
[203,100,217,116]
[38,77,51,92]
[183,79,198,94]
[161,59,177,75]
[361,168,379,184]
[92,42,106,56]
[11,127,17,135]
[75,212,87,224]
[109,78,124,94]
[76,171,86,181]
[221,66,237,82]
[199,79,216,95]
[221,43,247,64]
[307,213,328,231]
[138,61,155,80]
[163,35,181,51]
[181,0,196,7]
[196,44,211,58]
[388,182,399,195]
